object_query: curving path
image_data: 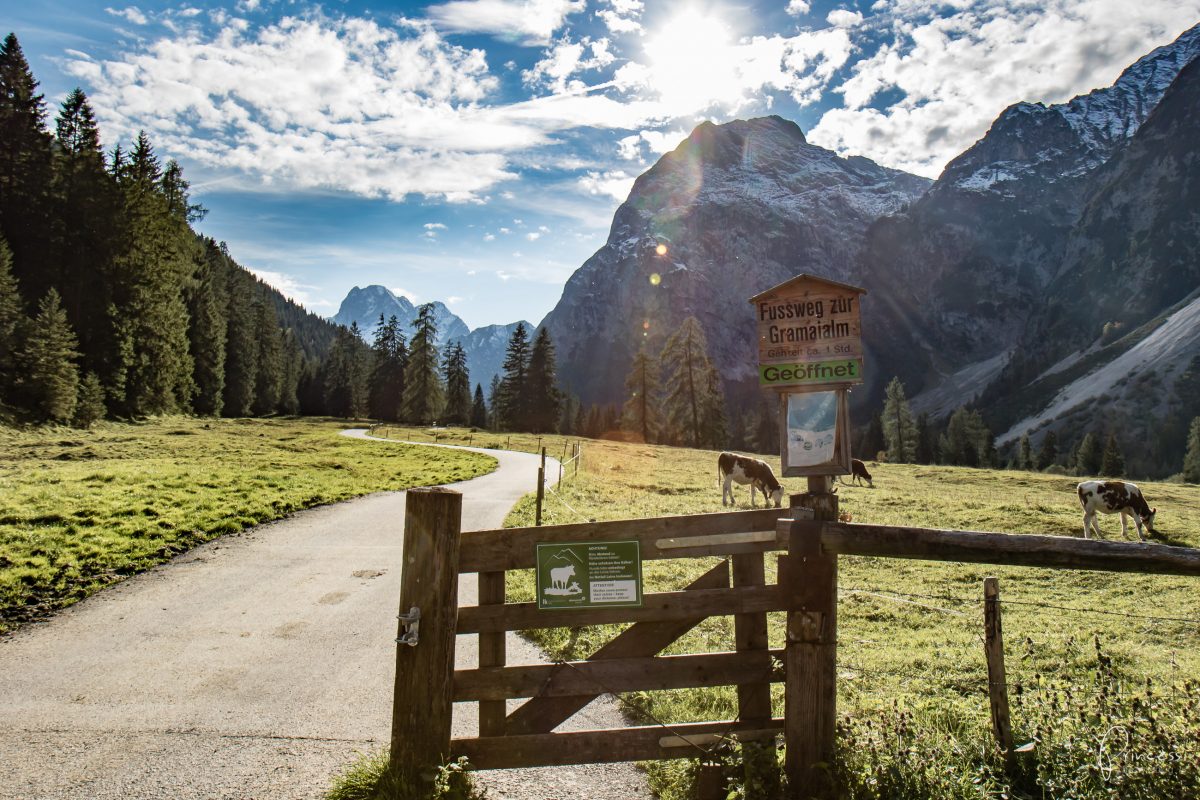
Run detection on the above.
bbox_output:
[0,432,651,800]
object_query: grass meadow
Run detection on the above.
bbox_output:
[0,417,494,633]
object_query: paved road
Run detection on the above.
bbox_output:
[0,433,651,800]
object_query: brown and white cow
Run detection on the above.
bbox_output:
[1077,480,1158,541]
[718,452,784,508]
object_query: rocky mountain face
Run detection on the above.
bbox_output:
[329,285,524,391]
[541,115,930,409]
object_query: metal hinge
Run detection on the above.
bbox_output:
[396,606,421,647]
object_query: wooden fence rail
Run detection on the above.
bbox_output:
[390,489,1200,799]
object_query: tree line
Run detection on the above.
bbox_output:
[0,33,364,425]
[865,375,1200,482]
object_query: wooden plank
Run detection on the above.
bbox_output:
[785,496,838,800]
[477,571,506,736]
[389,488,462,790]
[459,508,791,572]
[504,560,730,736]
[733,552,772,725]
[452,718,784,770]
[457,584,785,634]
[984,577,1014,764]
[454,649,784,701]
[807,521,1200,576]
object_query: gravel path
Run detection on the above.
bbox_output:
[0,432,653,800]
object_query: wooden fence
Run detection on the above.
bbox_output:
[390,487,1200,798]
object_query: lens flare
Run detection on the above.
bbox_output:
[655,244,668,256]
[649,273,662,285]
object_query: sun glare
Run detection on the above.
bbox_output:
[644,11,744,114]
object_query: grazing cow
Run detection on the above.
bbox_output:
[1077,480,1158,541]
[845,458,873,487]
[718,452,784,508]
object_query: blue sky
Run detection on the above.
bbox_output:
[9,0,1199,329]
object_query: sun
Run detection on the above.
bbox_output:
[643,10,745,114]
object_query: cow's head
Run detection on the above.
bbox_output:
[1142,507,1158,534]
[769,486,784,508]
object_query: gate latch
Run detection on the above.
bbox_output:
[396,606,421,647]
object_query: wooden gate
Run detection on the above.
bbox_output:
[389,487,1200,798]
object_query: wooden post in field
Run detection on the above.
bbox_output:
[696,761,724,800]
[783,482,838,799]
[574,443,580,477]
[478,569,506,736]
[390,488,462,790]
[535,448,546,526]
[984,577,1014,764]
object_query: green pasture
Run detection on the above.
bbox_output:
[0,418,494,632]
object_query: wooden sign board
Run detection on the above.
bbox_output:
[749,275,866,390]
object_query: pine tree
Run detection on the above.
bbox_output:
[1183,418,1200,484]
[525,327,562,433]
[0,236,23,399]
[324,323,369,418]
[401,303,443,424]
[470,384,488,428]
[441,341,472,425]
[188,240,228,415]
[1076,432,1102,476]
[278,329,303,415]
[1018,434,1033,471]
[881,377,917,462]
[22,288,80,423]
[700,363,728,449]
[73,371,106,427]
[856,413,884,461]
[622,348,661,443]
[660,316,720,448]
[251,300,283,415]
[222,268,258,416]
[753,397,779,455]
[496,322,531,430]
[939,407,992,467]
[1036,431,1058,471]
[559,392,577,435]
[368,314,406,422]
[487,374,501,430]
[1101,433,1125,477]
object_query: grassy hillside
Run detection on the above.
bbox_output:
[0,418,495,633]
[486,436,1200,798]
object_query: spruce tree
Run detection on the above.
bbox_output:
[22,288,80,423]
[622,348,661,443]
[222,268,258,416]
[487,374,501,430]
[73,371,106,428]
[1036,431,1058,471]
[701,363,728,449]
[753,397,779,455]
[0,236,22,399]
[401,303,443,424]
[1101,433,1125,477]
[660,316,719,448]
[939,407,992,467]
[278,329,303,415]
[881,377,917,462]
[1076,432,1102,476]
[368,314,406,422]
[496,322,531,430]
[441,341,471,425]
[252,300,283,415]
[526,327,562,433]
[1018,434,1033,471]
[1183,418,1200,484]
[188,240,228,415]
[324,323,369,418]
[856,413,884,461]
[470,383,488,428]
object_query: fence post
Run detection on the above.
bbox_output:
[983,576,1014,765]
[478,570,506,736]
[535,448,546,526]
[783,480,838,799]
[574,443,580,477]
[389,488,462,790]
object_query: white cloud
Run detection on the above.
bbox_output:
[484,233,496,241]
[638,128,689,154]
[577,169,634,201]
[786,0,811,15]
[424,222,447,229]
[425,0,584,45]
[526,231,541,240]
[446,295,464,304]
[66,14,524,202]
[597,0,643,33]
[523,35,614,94]
[809,1,1200,176]
[825,9,863,28]
[106,6,149,25]
[248,268,326,307]
[500,190,516,199]
[499,227,511,234]
[391,286,418,302]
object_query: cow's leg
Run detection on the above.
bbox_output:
[749,482,757,508]
[1082,509,1094,538]
[1119,511,1130,539]
[722,476,732,506]
[1132,514,1145,542]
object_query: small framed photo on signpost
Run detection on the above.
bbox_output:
[778,389,852,478]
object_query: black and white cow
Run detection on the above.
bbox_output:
[718,452,784,508]
[845,458,873,487]
[1077,480,1158,541]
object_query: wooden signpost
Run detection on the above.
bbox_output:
[748,274,866,478]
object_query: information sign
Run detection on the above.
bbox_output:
[536,541,643,610]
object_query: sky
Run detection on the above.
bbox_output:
[8,1,1200,330]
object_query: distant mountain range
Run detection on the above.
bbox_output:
[329,286,528,392]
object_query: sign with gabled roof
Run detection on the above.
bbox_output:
[749,274,866,390]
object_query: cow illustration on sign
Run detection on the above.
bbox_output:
[542,550,584,598]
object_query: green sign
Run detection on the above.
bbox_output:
[536,541,643,610]
[759,359,862,388]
